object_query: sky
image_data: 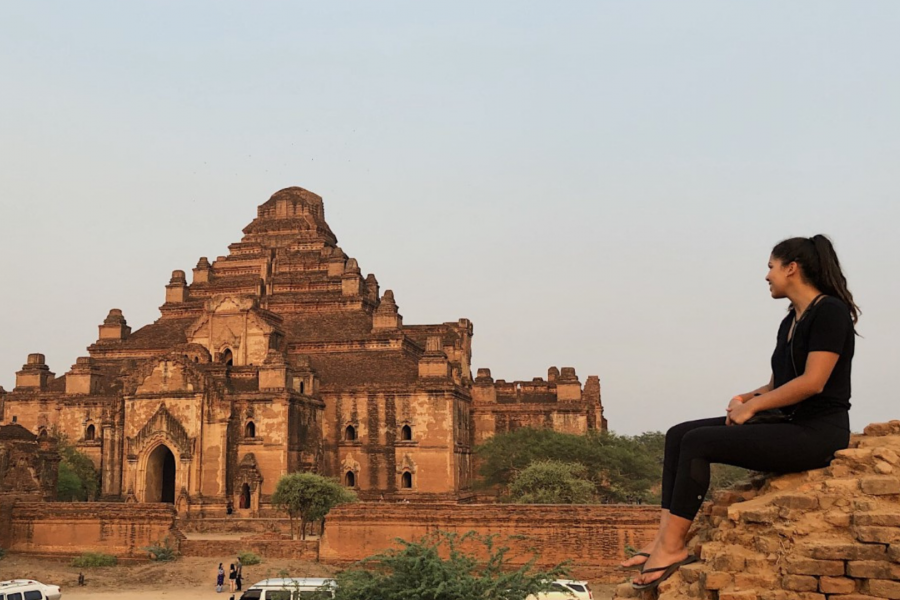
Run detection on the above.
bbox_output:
[0,2,898,435]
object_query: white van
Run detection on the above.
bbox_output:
[526,579,594,600]
[239,578,336,599]
[0,580,62,600]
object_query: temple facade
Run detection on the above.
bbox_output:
[0,187,606,517]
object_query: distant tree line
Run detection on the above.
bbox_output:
[475,428,748,505]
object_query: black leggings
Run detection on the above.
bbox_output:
[661,412,850,520]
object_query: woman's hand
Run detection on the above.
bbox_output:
[726,399,757,425]
[725,396,744,426]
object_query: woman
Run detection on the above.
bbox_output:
[627,235,859,591]
[229,563,237,592]
[216,563,225,593]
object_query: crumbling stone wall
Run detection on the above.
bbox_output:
[320,502,658,580]
[613,420,900,600]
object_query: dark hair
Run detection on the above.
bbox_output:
[771,235,860,325]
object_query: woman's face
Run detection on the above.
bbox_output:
[766,256,793,298]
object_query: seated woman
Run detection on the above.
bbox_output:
[627,235,860,591]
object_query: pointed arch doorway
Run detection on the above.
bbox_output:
[146,444,177,503]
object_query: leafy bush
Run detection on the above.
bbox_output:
[72,552,118,567]
[332,530,567,600]
[143,537,179,562]
[238,550,261,565]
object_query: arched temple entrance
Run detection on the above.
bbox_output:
[146,445,176,503]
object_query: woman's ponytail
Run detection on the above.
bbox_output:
[810,234,861,325]
[771,234,861,326]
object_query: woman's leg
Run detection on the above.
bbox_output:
[621,416,725,568]
[637,420,846,585]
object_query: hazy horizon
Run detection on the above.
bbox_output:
[1,1,897,435]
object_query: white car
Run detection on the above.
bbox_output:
[239,578,337,599]
[526,579,593,600]
[0,579,63,600]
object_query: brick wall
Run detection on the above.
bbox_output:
[6,502,177,558]
[180,538,318,561]
[320,502,658,581]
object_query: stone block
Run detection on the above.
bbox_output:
[731,505,779,524]
[782,575,818,592]
[855,511,900,527]
[719,592,757,600]
[875,447,900,465]
[864,422,895,436]
[614,582,638,598]
[861,476,900,495]
[846,560,900,579]
[700,570,732,590]
[805,541,886,561]
[834,448,873,462]
[854,526,900,544]
[867,579,900,599]
[784,557,844,576]
[773,493,818,510]
[890,544,900,563]
[825,595,884,600]
[711,551,747,571]
[678,562,703,584]
[877,461,896,474]
[824,478,860,494]
[820,577,857,594]
[733,572,778,590]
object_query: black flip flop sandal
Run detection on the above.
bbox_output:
[631,554,698,591]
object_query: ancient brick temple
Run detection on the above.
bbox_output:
[0,187,606,517]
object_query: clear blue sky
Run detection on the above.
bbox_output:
[1,2,897,434]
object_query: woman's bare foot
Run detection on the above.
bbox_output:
[632,545,690,586]
[619,544,655,569]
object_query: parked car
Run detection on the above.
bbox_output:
[0,579,63,600]
[239,577,337,599]
[526,579,593,600]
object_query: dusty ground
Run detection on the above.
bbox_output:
[0,555,616,599]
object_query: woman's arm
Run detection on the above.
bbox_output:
[729,352,840,424]
[734,375,775,402]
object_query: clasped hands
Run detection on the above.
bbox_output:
[726,395,756,426]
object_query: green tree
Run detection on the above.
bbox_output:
[507,460,596,504]
[332,530,567,600]
[475,428,660,503]
[272,472,357,540]
[53,430,100,501]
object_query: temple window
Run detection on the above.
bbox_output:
[345,471,356,487]
[344,425,357,441]
[401,471,413,489]
[400,424,412,441]
[85,424,96,441]
[222,348,234,366]
[245,421,256,438]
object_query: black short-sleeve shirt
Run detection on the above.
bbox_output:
[771,296,855,419]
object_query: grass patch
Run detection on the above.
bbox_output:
[72,552,118,568]
[238,550,262,565]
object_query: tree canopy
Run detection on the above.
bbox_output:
[507,460,595,504]
[54,431,100,501]
[332,531,567,600]
[476,428,748,504]
[272,472,357,540]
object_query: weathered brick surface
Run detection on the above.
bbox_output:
[619,424,900,600]
[846,560,900,579]
[819,576,856,594]
[784,557,844,577]
[782,574,818,591]
[866,578,900,599]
